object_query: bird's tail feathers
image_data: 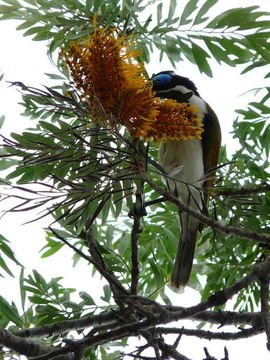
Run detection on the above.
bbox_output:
[171,214,199,287]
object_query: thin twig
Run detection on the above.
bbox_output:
[50,226,128,296]
[203,347,217,360]
[85,226,129,298]
[157,326,263,340]
[145,197,166,207]
[158,337,192,360]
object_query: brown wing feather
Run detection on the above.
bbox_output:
[202,104,222,194]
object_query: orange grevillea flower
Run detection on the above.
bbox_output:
[61,28,158,136]
[62,28,203,142]
[145,99,204,143]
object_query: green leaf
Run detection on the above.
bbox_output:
[0,256,13,276]
[33,270,48,292]
[241,61,266,74]
[23,25,48,37]
[112,181,123,218]
[40,242,64,258]
[0,296,23,327]
[63,300,81,310]
[168,0,177,22]
[247,39,270,63]
[177,37,195,63]
[19,268,26,310]
[79,291,95,305]
[249,102,270,114]
[193,0,218,25]
[23,286,42,295]
[156,2,162,24]
[33,29,54,41]
[247,31,270,39]
[0,4,20,14]
[45,72,65,80]
[180,0,199,26]
[149,259,161,283]
[101,199,111,225]
[218,39,251,62]
[93,0,102,12]
[36,304,59,314]
[39,121,60,133]
[159,290,172,306]
[0,234,21,266]
[191,42,212,76]
[2,0,22,7]
[0,159,18,170]
[16,19,38,31]
[0,115,5,129]
[206,6,257,28]
[29,295,50,304]
[203,38,234,65]
[101,284,111,303]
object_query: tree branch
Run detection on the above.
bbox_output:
[130,213,141,295]
[85,227,129,298]
[12,307,263,340]
[7,256,269,360]
[158,337,192,360]
[13,310,120,338]
[260,276,270,351]
[0,328,73,360]
[166,308,262,327]
[141,173,270,244]
[157,326,263,340]
[217,183,270,197]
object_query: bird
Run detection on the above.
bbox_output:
[151,70,221,287]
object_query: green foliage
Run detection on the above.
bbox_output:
[0,234,22,277]
[0,295,23,328]
[0,0,270,74]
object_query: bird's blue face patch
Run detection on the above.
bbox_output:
[151,73,172,88]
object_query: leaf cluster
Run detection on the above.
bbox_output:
[1,0,270,75]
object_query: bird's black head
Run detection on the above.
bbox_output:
[151,71,200,97]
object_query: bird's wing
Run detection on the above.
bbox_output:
[202,104,222,192]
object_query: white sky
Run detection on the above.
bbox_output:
[0,1,270,359]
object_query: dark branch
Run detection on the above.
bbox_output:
[157,326,263,340]
[260,276,270,351]
[158,337,192,360]
[217,183,270,197]
[85,226,129,298]
[13,308,263,340]
[130,213,141,295]
[14,311,120,338]
[0,328,73,360]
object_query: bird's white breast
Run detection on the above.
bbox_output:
[159,138,204,209]
[159,139,204,185]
